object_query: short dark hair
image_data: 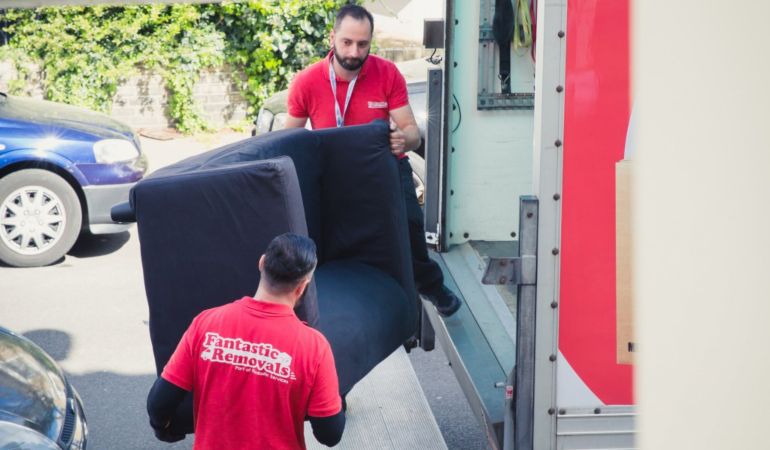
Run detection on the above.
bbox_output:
[262,233,317,293]
[334,4,374,33]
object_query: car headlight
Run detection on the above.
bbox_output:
[256,108,274,134]
[93,139,140,164]
[0,422,61,450]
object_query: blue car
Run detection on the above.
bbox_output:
[0,92,147,267]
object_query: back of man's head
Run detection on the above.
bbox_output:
[334,4,374,33]
[261,233,318,295]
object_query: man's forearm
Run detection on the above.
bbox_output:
[309,410,346,446]
[147,377,187,430]
[403,124,421,151]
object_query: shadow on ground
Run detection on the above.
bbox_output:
[68,231,131,258]
[23,329,193,450]
[408,342,489,450]
[21,327,484,450]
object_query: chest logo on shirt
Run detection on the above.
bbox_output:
[201,332,295,382]
[368,101,388,109]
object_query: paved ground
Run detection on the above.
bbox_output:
[0,131,487,449]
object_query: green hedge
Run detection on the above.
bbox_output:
[0,1,350,133]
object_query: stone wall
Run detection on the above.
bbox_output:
[0,46,425,131]
[111,68,249,129]
[0,61,250,130]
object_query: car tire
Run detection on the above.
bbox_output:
[0,169,82,267]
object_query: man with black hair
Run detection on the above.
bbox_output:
[146,233,345,449]
[285,4,461,317]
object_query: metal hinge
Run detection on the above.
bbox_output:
[482,254,537,285]
[481,196,538,286]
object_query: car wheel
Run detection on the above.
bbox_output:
[0,169,82,267]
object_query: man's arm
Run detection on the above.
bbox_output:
[389,104,421,155]
[309,411,346,446]
[307,344,345,445]
[146,377,188,442]
[284,115,308,129]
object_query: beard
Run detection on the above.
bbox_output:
[333,45,369,71]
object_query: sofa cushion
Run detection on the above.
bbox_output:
[316,121,418,316]
[315,260,413,394]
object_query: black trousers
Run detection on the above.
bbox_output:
[398,158,445,294]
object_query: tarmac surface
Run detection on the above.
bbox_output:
[0,130,488,449]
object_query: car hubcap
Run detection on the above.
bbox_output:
[0,186,67,256]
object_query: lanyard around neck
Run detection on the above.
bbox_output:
[329,61,357,128]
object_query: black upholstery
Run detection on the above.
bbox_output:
[130,121,418,434]
[315,260,413,394]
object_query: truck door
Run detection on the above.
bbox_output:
[422,0,636,449]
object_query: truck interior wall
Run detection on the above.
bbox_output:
[445,0,535,244]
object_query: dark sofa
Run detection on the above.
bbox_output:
[117,121,418,434]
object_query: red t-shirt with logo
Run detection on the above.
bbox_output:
[162,297,341,450]
[288,53,410,158]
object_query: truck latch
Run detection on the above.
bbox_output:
[481,196,538,286]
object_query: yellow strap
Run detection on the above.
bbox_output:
[513,0,533,52]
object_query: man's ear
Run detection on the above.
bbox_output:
[258,255,265,272]
[329,29,335,49]
[294,277,311,300]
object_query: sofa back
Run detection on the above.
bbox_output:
[315,122,416,303]
[132,156,313,373]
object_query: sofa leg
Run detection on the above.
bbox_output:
[420,302,436,351]
[403,335,419,353]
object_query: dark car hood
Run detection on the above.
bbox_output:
[0,93,135,141]
[0,328,67,442]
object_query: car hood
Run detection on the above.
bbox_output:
[0,328,67,443]
[0,94,135,141]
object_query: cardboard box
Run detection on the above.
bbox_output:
[616,159,634,364]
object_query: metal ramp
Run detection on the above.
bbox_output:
[304,348,447,449]
[423,242,519,449]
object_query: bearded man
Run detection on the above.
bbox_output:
[285,4,461,317]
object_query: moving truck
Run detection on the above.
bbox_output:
[417,0,635,448]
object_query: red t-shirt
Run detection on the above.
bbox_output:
[162,297,341,450]
[288,52,409,130]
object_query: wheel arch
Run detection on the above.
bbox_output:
[0,161,89,232]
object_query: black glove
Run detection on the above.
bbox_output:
[153,427,185,443]
[150,419,185,443]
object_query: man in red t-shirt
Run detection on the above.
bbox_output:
[146,233,344,449]
[285,4,461,317]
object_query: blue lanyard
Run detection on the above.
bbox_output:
[329,61,357,128]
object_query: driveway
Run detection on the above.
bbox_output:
[0,130,486,450]
[0,131,247,449]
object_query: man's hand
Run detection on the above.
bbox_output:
[389,105,421,155]
[389,123,408,156]
[153,427,185,443]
